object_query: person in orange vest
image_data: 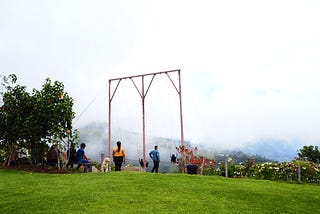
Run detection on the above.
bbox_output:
[112,141,126,171]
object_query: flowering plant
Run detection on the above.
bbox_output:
[176,145,215,173]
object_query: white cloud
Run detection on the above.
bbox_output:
[1,0,320,151]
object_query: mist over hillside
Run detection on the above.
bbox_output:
[76,122,302,164]
[77,122,179,164]
[239,138,304,162]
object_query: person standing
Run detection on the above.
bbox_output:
[149,145,160,173]
[112,141,126,171]
[67,143,77,168]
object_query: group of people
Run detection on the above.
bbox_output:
[46,143,92,172]
[47,141,162,173]
[112,141,161,173]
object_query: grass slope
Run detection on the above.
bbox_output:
[1,170,319,213]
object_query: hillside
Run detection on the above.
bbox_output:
[239,138,303,162]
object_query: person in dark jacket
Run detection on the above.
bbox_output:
[47,145,58,166]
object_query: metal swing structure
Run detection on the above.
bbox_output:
[107,69,185,171]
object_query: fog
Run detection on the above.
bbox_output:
[1,1,320,159]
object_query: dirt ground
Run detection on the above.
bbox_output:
[2,164,143,174]
[1,165,74,174]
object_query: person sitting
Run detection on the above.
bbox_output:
[171,154,177,164]
[139,158,148,168]
[76,143,92,172]
[47,145,58,166]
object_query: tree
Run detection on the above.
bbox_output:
[0,74,32,165]
[0,74,76,166]
[27,78,75,164]
[297,145,320,164]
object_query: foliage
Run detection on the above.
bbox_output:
[1,170,320,213]
[214,150,272,165]
[214,160,320,183]
[0,74,76,166]
[176,145,215,174]
[297,145,320,164]
[0,74,31,164]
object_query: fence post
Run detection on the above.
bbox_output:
[298,163,302,184]
[200,158,205,175]
[225,158,228,178]
[101,153,105,164]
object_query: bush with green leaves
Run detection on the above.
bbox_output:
[215,160,320,183]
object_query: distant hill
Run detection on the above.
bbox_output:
[239,138,304,162]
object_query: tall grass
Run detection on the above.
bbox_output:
[1,169,319,213]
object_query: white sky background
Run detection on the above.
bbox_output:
[1,0,320,150]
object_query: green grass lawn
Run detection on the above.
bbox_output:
[1,169,319,214]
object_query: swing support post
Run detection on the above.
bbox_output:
[108,69,185,172]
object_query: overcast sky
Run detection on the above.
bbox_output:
[1,0,320,151]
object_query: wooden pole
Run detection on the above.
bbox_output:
[108,80,111,158]
[142,76,147,170]
[177,69,185,173]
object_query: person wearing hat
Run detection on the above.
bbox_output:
[112,141,126,171]
[76,143,92,172]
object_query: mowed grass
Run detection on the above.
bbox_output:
[0,169,319,214]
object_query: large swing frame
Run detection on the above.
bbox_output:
[108,69,185,171]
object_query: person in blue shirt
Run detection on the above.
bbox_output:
[149,145,160,173]
[76,143,92,172]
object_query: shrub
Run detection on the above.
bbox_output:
[216,160,320,183]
